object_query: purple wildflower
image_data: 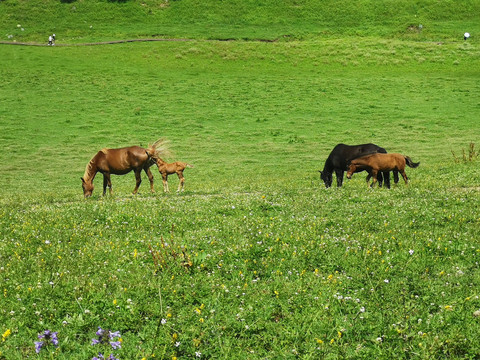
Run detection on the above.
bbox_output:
[92,353,119,360]
[34,341,44,354]
[110,340,121,350]
[91,327,121,350]
[35,330,59,353]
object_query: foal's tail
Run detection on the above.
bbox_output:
[404,156,420,168]
[186,163,194,168]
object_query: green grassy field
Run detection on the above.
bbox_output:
[1,1,480,359]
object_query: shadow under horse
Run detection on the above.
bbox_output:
[319,143,399,188]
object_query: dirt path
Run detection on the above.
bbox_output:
[0,38,194,46]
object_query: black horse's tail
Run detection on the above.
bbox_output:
[405,156,420,168]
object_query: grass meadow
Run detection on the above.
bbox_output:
[1,2,480,359]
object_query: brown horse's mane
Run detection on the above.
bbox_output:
[83,155,97,182]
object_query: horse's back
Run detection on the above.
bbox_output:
[353,153,405,170]
[99,146,149,173]
[327,143,386,170]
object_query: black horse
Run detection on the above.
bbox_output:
[319,143,398,188]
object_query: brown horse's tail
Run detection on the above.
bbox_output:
[186,163,194,168]
[147,138,172,160]
[405,156,420,168]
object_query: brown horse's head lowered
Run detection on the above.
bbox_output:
[81,139,170,198]
[346,153,419,187]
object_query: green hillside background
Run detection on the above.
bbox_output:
[2,0,480,42]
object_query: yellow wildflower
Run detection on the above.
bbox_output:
[2,329,11,341]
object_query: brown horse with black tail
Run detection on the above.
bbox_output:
[346,153,419,187]
[81,139,169,198]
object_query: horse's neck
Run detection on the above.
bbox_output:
[83,159,98,183]
[323,159,334,173]
[157,158,168,167]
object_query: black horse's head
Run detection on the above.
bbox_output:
[319,170,333,188]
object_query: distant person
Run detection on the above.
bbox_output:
[52,34,56,45]
[464,32,470,40]
[48,35,53,46]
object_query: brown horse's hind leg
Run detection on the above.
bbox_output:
[133,169,142,194]
[401,170,408,185]
[145,168,155,193]
[177,171,185,192]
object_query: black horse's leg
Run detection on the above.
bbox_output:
[377,172,384,188]
[365,173,372,184]
[145,167,155,193]
[133,169,142,194]
[335,169,344,187]
[383,171,391,189]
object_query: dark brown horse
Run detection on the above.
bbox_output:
[152,157,193,192]
[346,153,419,187]
[81,140,168,197]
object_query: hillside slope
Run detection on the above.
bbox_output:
[1,0,479,43]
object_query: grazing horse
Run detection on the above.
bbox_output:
[319,143,398,188]
[152,157,193,192]
[81,140,168,197]
[346,153,419,187]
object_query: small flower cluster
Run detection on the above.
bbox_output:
[35,330,59,353]
[91,327,122,359]
[33,327,121,359]
[91,327,122,349]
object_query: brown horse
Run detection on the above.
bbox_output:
[81,140,168,197]
[346,153,419,187]
[152,157,193,192]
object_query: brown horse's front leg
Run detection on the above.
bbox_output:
[103,173,113,195]
[161,173,169,192]
[133,169,142,194]
[145,168,155,193]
